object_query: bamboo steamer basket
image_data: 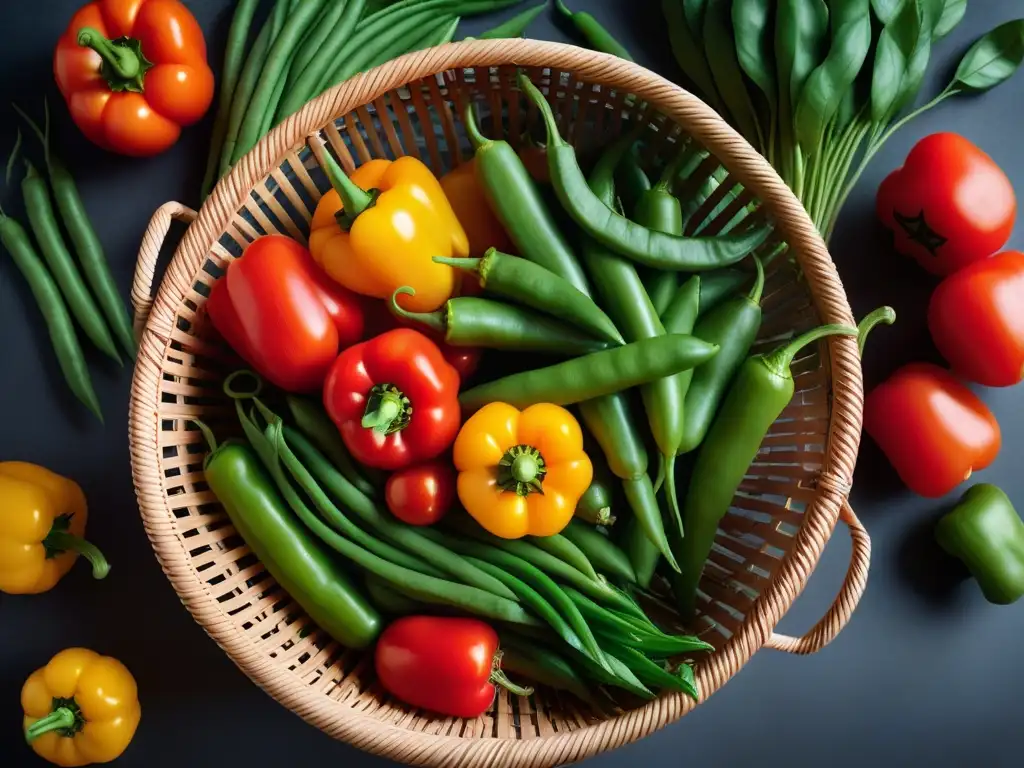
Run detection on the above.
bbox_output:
[128,40,870,768]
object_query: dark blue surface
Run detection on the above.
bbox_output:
[2,2,1023,766]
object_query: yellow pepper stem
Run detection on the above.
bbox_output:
[321,149,376,230]
[361,385,412,435]
[25,703,81,742]
[496,444,546,496]
[45,530,111,580]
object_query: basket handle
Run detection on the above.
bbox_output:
[764,501,870,655]
[131,201,198,339]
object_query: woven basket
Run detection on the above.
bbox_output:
[128,40,870,768]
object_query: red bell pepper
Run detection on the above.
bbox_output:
[864,363,1001,498]
[374,616,532,718]
[54,0,215,157]
[206,235,365,393]
[323,329,461,471]
[928,250,1024,387]
[876,133,1016,277]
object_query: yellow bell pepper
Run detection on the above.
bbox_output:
[23,648,141,767]
[0,462,109,595]
[453,402,593,539]
[309,153,469,313]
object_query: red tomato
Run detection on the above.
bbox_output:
[385,461,455,526]
[928,250,1024,387]
[375,616,529,719]
[876,133,1016,276]
[864,363,1001,498]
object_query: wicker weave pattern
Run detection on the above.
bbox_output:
[128,40,867,767]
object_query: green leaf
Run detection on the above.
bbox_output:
[794,0,872,149]
[704,0,762,142]
[870,0,923,123]
[663,0,724,109]
[892,0,942,115]
[934,0,966,40]
[775,0,829,173]
[733,0,777,105]
[871,0,905,24]
[951,19,1024,93]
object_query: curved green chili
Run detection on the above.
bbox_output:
[678,255,765,455]
[459,334,718,413]
[434,250,623,344]
[674,308,896,618]
[616,142,652,217]
[635,153,689,316]
[464,104,591,295]
[21,162,120,364]
[690,241,787,320]
[389,287,612,355]
[519,73,772,271]
[0,212,102,421]
[553,0,634,60]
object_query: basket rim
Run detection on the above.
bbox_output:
[128,38,864,768]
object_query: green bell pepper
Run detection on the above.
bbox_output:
[935,484,1024,605]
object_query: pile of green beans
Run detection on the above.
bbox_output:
[204,374,712,704]
[203,0,532,197]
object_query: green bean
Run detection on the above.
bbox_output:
[615,143,652,218]
[233,0,326,164]
[0,212,102,421]
[621,482,669,587]
[526,533,600,582]
[364,573,420,615]
[553,0,634,60]
[571,647,654,699]
[285,0,350,95]
[478,2,547,38]
[603,645,699,699]
[14,105,136,358]
[498,637,600,706]
[561,520,636,583]
[285,398,380,498]
[219,14,275,178]
[282,423,517,601]
[240,405,538,626]
[458,334,718,413]
[20,162,120,365]
[201,0,261,198]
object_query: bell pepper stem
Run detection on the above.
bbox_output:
[464,103,490,151]
[361,385,411,435]
[747,254,765,305]
[512,454,540,484]
[321,150,374,228]
[25,707,77,742]
[497,445,547,495]
[389,287,447,334]
[491,651,535,698]
[76,27,147,92]
[45,531,111,580]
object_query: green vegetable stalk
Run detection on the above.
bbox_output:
[935,484,1024,606]
[662,1,1024,240]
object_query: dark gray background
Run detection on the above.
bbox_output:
[2,1,1022,766]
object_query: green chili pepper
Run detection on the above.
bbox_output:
[464,104,591,295]
[678,255,765,455]
[615,143,652,217]
[674,308,895,618]
[198,422,382,649]
[459,334,718,414]
[635,155,689,317]
[285,396,381,498]
[477,1,546,38]
[434,250,623,344]
[519,73,772,271]
[935,484,1024,606]
[553,0,634,60]
[620,492,663,589]
[0,211,102,421]
[579,134,688,537]
[388,287,612,355]
[498,635,601,706]
[21,162,120,365]
[277,417,518,602]
[574,449,616,526]
[690,242,787,321]
[561,520,636,583]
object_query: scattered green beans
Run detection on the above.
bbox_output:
[526,533,601,583]
[554,0,634,60]
[561,520,636,584]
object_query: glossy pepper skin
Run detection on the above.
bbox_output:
[22,647,140,767]
[928,251,1024,387]
[935,484,1024,605]
[453,402,593,539]
[877,133,1016,276]
[864,363,1001,498]
[206,235,365,394]
[374,616,531,718]
[0,462,109,595]
[324,329,461,471]
[54,0,214,157]
[310,156,469,313]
